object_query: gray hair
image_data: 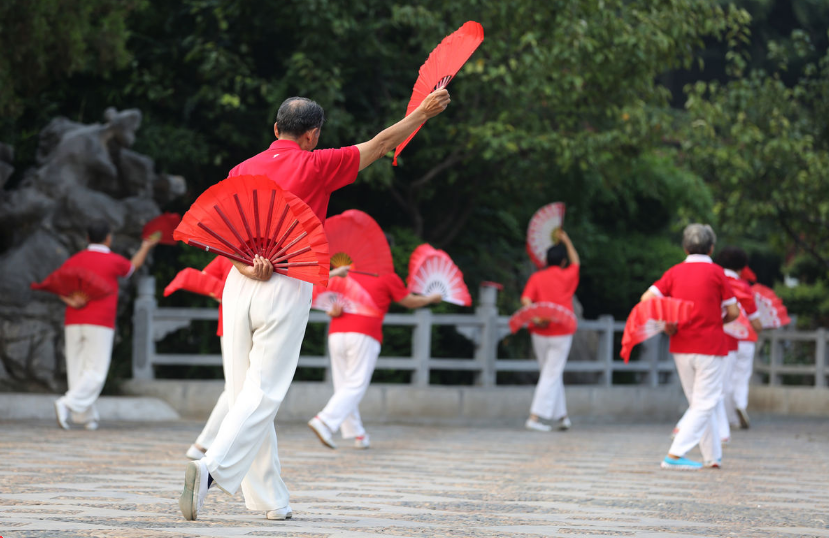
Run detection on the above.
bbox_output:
[275,97,325,137]
[682,223,716,255]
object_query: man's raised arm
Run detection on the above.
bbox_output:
[355,89,451,171]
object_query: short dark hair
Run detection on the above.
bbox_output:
[276,97,325,137]
[546,244,568,267]
[87,219,111,244]
[716,246,748,272]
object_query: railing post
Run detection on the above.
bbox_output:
[473,284,499,387]
[411,308,432,387]
[639,333,661,387]
[770,331,782,386]
[132,276,157,380]
[597,315,614,386]
[815,328,826,388]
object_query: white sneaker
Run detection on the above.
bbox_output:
[308,416,337,449]
[54,398,70,430]
[266,505,293,520]
[179,459,209,521]
[558,417,572,431]
[525,419,552,432]
[84,420,99,431]
[186,444,206,460]
[354,434,370,449]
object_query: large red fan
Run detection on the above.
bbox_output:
[163,268,224,299]
[407,244,472,306]
[751,283,791,328]
[142,213,181,245]
[173,175,329,286]
[509,302,577,334]
[325,210,393,277]
[724,308,755,340]
[312,276,383,317]
[393,21,484,166]
[31,265,115,301]
[526,202,566,268]
[620,298,694,362]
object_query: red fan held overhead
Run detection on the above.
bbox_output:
[620,297,694,362]
[142,213,181,245]
[173,175,329,286]
[751,283,791,328]
[407,243,472,306]
[31,266,115,302]
[312,276,383,317]
[163,268,224,299]
[325,210,394,277]
[526,203,566,268]
[393,21,484,166]
[509,302,577,334]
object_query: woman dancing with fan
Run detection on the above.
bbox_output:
[639,224,740,471]
[46,219,159,430]
[177,90,451,522]
[521,230,580,433]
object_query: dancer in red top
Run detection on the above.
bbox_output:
[308,268,442,450]
[521,230,579,432]
[640,224,740,470]
[54,219,158,429]
[179,90,451,522]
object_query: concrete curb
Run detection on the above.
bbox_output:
[0,394,180,422]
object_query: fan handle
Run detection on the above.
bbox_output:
[435,75,453,90]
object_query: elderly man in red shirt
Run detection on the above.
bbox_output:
[179,90,450,522]
[640,224,740,470]
[520,230,580,433]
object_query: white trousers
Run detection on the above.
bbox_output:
[63,324,114,423]
[727,341,756,419]
[317,332,381,439]
[529,334,573,420]
[678,351,732,441]
[203,268,312,512]
[195,338,230,450]
[669,353,725,462]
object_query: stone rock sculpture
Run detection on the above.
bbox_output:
[0,108,185,391]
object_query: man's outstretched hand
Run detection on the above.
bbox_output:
[418,89,451,119]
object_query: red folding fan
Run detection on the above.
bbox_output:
[393,21,484,166]
[509,302,577,334]
[163,268,224,299]
[325,210,394,277]
[142,213,181,245]
[173,175,329,286]
[620,297,694,362]
[740,266,758,283]
[407,243,471,306]
[526,202,566,268]
[311,276,383,317]
[751,283,791,328]
[724,308,754,340]
[31,265,115,302]
[202,255,234,282]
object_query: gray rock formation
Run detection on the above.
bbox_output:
[0,108,185,392]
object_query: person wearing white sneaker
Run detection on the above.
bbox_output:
[521,230,580,432]
[53,220,157,430]
[640,224,740,470]
[181,93,451,521]
[312,260,442,449]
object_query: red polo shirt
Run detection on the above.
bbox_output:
[202,256,234,337]
[724,269,760,347]
[328,273,410,344]
[521,264,580,336]
[63,245,134,329]
[649,255,737,356]
[227,139,360,223]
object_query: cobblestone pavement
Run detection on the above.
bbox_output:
[1,417,828,537]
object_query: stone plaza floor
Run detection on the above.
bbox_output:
[1,417,828,537]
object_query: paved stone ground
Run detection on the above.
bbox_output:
[1,417,828,537]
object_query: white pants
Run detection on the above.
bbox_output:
[63,324,114,423]
[727,341,756,421]
[317,332,381,439]
[529,334,573,420]
[195,338,230,450]
[203,268,312,512]
[669,353,725,462]
[678,351,732,441]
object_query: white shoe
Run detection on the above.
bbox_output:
[179,459,209,521]
[308,416,337,449]
[186,444,206,460]
[525,419,552,432]
[266,505,293,520]
[54,398,70,430]
[84,420,99,431]
[354,434,370,449]
[558,417,572,431]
